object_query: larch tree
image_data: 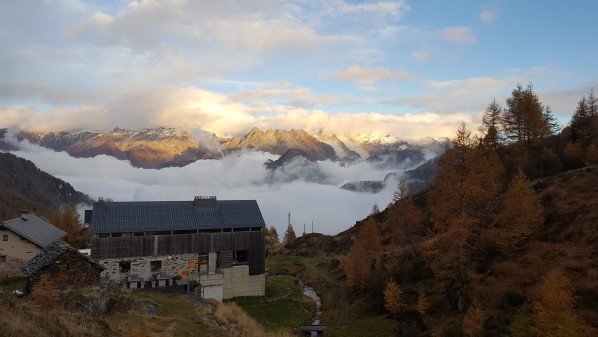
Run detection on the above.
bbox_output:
[383,280,406,315]
[494,169,543,253]
[502,83,558,146]
[282,224,297,245]
[49,205,88,249]
[370,203,380,215]
[463,300,486,337]
[532,270,589,337]
[265,226,281,253]
[393,189,422,258]
[342,219,383,288]
[424,123,502,283]
[481,98,503,150]
[569,91,598,145]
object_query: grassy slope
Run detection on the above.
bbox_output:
[229,275,313,332]
[266,254,398,337]
[109,292,215,337]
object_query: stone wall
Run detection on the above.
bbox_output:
[99,254,265,299]
[31,250,102,288]
[98,253,197,282]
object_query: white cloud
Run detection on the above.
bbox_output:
[6,137,402,235]
[441,26,477,44]
[479,10,497,23]
[411,50,429,60]
[334,65,419,84]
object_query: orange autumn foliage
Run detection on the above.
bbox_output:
[342,219,382,288]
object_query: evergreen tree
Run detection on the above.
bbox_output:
[481,98,503,150]
[495,169,543,253]
[282,224,297,245]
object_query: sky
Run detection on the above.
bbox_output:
[1,0,597,140]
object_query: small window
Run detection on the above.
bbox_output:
[98,233,110,238]
[150,260,162,272]
[119,261,131,273]
[2,235,7,241]
[0,255,6,263]
[233,250,249,265]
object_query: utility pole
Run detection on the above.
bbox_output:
[303,223,306,236]
[311,221,314,233]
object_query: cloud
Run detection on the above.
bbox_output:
[5,136,403,235]
[441,26,477,44]
[327,0,410,19]
[411,50,429,60]
[334,65,419,84]
[479,10,497,23]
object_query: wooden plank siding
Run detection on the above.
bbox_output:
[91,231,265,275]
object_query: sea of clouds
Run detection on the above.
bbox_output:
[5,133,405,236]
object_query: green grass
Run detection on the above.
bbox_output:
[228,275,313,331]
[108,291,214,337]
[0,277,26,292]
[265,254,399,337]
[325,317,398,337]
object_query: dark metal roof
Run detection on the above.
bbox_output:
[21,240,104,277]
[90,199,266,233]
[1,214,66,248]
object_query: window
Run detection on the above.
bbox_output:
[0,255,6,263]
[150,260,162,272]
[233,250,249,265]
[2,235,7,241]
[119,261,131,273]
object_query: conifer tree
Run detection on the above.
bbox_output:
[417,286,428,316]
[342,220,382,288]
[481,98,503,150]
[282,224,297,245]
[49,205,88,248]
[495,169,543,253]
[532,271,589,337]
[502,83,558,146]
[570,91,598,145]
[392,180,408,202]
[425,123,502,282]
[383,280,406,315]
[370,203,380,215]
[265,226,280,253]
[463,300,486,337]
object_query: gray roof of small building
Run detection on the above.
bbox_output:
[90,200,266,234]
[21,240,104,277]
[1,214,66,248]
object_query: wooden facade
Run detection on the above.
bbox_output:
[91,230,265,275]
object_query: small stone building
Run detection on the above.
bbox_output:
[88,196,267,301]
[22,241,104,290]
[0,212,66,272]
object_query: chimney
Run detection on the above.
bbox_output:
[194,196,217,211]
[20,210,29,221]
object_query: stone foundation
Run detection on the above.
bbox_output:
[97,255,265,300]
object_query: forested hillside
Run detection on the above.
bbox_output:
[317,85,598,337]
